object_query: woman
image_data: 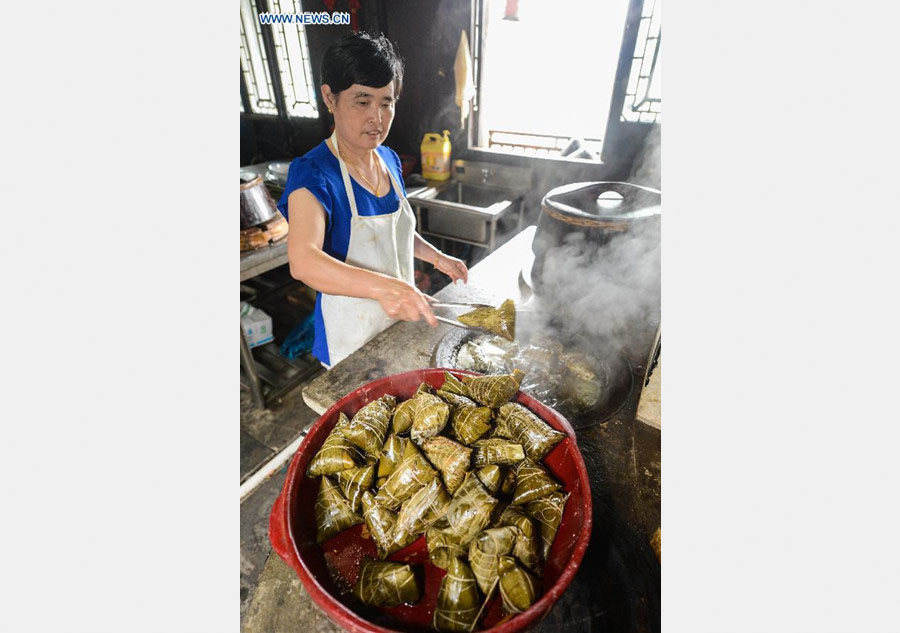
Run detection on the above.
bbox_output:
[278,32,468,368]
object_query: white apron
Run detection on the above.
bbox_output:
[320,132,416,367]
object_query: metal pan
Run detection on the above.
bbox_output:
[431,312,635,429]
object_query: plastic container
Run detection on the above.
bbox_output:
[420,130,452,181]
[269,368,592,633]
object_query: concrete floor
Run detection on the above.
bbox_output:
[240,266,324,625]
[240,383,321,624]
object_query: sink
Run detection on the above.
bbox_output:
[407,179,522,248]
[432,181,514,207]
[406,160,533,250]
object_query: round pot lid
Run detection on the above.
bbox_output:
[542,181,661,222]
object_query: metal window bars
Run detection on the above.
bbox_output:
[621,0,662,123]
[487,130,602,158]
[239,0,319,119]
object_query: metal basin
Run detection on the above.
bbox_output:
[407,179,524,247]
[432,181,515,207]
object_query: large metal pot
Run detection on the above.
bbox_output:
[530,181,661,288]
[240,172,279,229]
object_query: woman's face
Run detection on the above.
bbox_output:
[324,82,396,153]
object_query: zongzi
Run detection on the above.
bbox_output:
[336,461,376,512]
[341,395,395,456]
[472,438,526,468]
[511,457,561,505]
[457,298,516,342]
[497,555,540,614]
[429,472,498,548]
[394,475,450,536]
[525,490,569,559]
[410,392,450,444]
[468,526,518,594]
[433,557,480,632]
[352,557,422,607]
[374,441,438,509]
[314,475,363,544]
[463,369,525,408]
[494,504,541,574]
[360,491,399,559]
[422,436,472,495]
[496,402,566,461]
[306,412,363,477]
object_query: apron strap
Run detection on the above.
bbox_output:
[330,131,360,219]
[331,131,407,213]
[377,151,405,200]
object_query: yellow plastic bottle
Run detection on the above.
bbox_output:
[420,130,452,181]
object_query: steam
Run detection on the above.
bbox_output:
[629,124,662,190]
[522,124,662,360]
[530,218,660,357]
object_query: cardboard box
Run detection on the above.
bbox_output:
[241,302,274,349]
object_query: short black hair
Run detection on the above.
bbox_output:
[321,32,404,97]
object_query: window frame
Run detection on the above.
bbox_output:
[466,0,659,166]
[239,0,319,122]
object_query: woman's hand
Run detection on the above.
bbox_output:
[372,276,437,327]
[434,253,469,284]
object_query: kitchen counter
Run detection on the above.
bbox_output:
[244,225,661,633]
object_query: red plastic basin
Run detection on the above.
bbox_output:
[269,368,592,633]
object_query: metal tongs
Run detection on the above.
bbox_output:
[424,296,495,331]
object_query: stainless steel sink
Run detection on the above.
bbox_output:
[407,160,533,251]
[432,182,513,207]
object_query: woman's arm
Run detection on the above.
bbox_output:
[286,188,436,325]
[413,232,469,284]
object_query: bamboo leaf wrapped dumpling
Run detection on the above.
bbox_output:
[391,383,431,433]
[352,557,422,607]
[525,490,569,559]
[499,466,517,496]
[314,476,363,544]
[440,371,470,398]
[511,457,561,505]
[374,441,438,510]
[496,402,566,462]
[422,436,472,495]
[494,505,541,574]
[360,491,399,559]
[457,298,516,342]
[306,412,363,477]
[475,464,502,495]
[341,395,395,456]
[425,525,467,570]
[435,389,476,408]
[410,393,450,445]
[376,434,407,481]
[472,438,526,468]
[468,526,518,594]
[336,461,376,512]
[497,555,540,614]
[463,369,525,408]
[437,390,493,446]
[433,557,480,632]
[429,471,498,549]
[394,475,450,536]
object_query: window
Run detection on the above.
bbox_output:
[621,0,661,123]
[267,0,319,118]
[239,0,319,118]
[473,0,630,159]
